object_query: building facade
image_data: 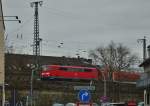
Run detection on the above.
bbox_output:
[0,0,5,105]
[137,46,150,106]
[0,0,5,85]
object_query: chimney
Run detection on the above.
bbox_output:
[147,45,150,58]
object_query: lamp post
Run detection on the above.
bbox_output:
[30,64,40,106]
[1,16,21,106]
[1,16,18,19]
[26,63,35,106]
[30,69,34,106]
[29,64,36,106]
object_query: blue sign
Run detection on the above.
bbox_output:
[78,89,91,103]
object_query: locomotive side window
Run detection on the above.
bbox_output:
[84,68,92,72]
[67,68,84,72]
[59,67,68,71]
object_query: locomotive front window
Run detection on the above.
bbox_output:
[42,65,50,71]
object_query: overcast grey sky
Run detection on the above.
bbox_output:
[2,0,150,59]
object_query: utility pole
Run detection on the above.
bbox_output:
[30,1,43,106]
[138,36,147,61]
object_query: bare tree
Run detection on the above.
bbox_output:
[89,41,138,80]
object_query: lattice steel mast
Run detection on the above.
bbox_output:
[30,2,43,106]
[31,1,43,67]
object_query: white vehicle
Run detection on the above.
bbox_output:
[138,102,144,106]
[66,103,76,106]
[109,102,125,106]
[52,103,64,106]
[101,102,111,106]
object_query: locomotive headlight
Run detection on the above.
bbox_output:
[41,72,50,75]
[45,72,50,75]
[41,73,45,75]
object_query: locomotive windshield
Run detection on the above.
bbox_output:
[42,65,58,71]
[42,65,50,71]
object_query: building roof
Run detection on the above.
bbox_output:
[139,58,150,67]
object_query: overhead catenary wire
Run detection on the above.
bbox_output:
[5,16,33,37]
[42,6,79,19]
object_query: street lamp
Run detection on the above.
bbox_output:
[26,64,35,106]
[27,64,35,106]
[1,16,18,19]
[30,68,34,106]
[0,15,20,106]
[29,64,39,106]
[0,16,21,23]
[0,20,21,23]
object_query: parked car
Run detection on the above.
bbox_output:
[66,103,76,106]
[138,102,144,106]
[52,103,64,106]
[109,102,126,106]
